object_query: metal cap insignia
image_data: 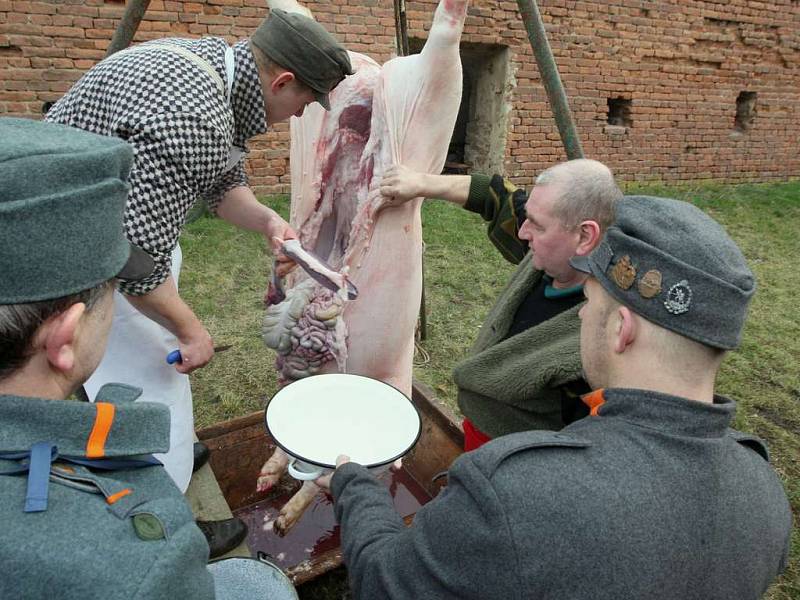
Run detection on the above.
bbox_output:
[638,269,663,299]
[664,280,692,315]
[610,255,636,290]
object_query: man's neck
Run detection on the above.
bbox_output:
[550,270,588,290]
[0,366,71,401]
[607,371,717,404]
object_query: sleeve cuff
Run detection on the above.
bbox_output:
[464,173,493,215]
[330,462,367,499]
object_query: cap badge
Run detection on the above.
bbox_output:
[610,255,636,290]
[638,269,662,299]
[664,279,692,315]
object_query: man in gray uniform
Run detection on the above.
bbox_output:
[317,195,792,599]
[0,118,297,599]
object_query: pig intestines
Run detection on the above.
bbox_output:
[263,279,347,382]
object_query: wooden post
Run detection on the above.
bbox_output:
[515,0,584,159]
[393,0,410,57]
[105,0,152,58]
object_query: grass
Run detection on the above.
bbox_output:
[181,181,800,599]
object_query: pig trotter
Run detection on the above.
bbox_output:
[256,447,290,493]
[274,480,321,536]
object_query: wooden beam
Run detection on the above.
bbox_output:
[105,0,152,58]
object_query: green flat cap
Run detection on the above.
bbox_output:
[571,196,755,350]
[0,118,153,304]
[251,8,353,110]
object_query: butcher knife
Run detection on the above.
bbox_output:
[166,344,233,365]
[280,239,358,300]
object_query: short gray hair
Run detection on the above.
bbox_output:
[535,158,621,232]
[0,281,111,381]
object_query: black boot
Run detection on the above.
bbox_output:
[192,441,210,473]
[196,518,248,559]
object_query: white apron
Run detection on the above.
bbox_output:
[84,246,194,491]
[85,45,240,493]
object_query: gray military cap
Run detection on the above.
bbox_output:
[251,8,353,110]
[571,195,755,350]
[0,118,153,304]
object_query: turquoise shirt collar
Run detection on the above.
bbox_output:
[543,275,584,299]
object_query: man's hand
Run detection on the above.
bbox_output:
[268,217,299,278]
[380,165,472,208]
[124,275,214,375]
[173,323,214,374]
[315,454,351,490]
[380,165,428,206]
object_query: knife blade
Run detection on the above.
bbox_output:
[166,344,233,365]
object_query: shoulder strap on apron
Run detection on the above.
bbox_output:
[107,42,234,102]
[107,42,242,172]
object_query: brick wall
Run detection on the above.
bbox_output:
[2,0,798,192]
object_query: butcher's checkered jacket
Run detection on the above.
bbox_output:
[46,38,266,295]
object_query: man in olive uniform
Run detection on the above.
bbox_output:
[317,195,792,599]
[0,118,296,599]
[380,160,621,448]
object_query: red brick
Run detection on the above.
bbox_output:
[2,0,798,188]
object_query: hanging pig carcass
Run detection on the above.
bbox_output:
[259,0,467,534]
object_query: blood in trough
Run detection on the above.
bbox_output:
[234,468,431,570]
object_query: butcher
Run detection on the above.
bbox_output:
[380,159,621,449]
[317,195,792,600]
[45,6,352,556]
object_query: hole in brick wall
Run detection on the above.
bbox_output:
[0,45,22,57]
[409,39,511,175]
[733,91,757,133]
[607,97,632,127]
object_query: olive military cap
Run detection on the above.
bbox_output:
[0,118,153,304]
[571,196,755,350]
[251,8,353,110]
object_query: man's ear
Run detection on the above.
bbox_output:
[270,70,296,94]
[613,305,637,354]
[575,220,601,256]
[43,303,86,373]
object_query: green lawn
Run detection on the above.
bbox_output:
[181,181,799,599]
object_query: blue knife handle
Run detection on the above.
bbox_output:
[166,349,182,364]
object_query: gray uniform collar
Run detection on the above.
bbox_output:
[590,388,735,438]
[230,40,267,147]
[0,383,170,457]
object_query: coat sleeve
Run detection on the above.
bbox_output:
[462,174,529,265]
[201,159,250,215]
[331,459,522,600]
[115,112,229,295]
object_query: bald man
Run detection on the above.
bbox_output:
[380,160,622,448]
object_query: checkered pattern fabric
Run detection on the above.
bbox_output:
[46,38,266,295]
